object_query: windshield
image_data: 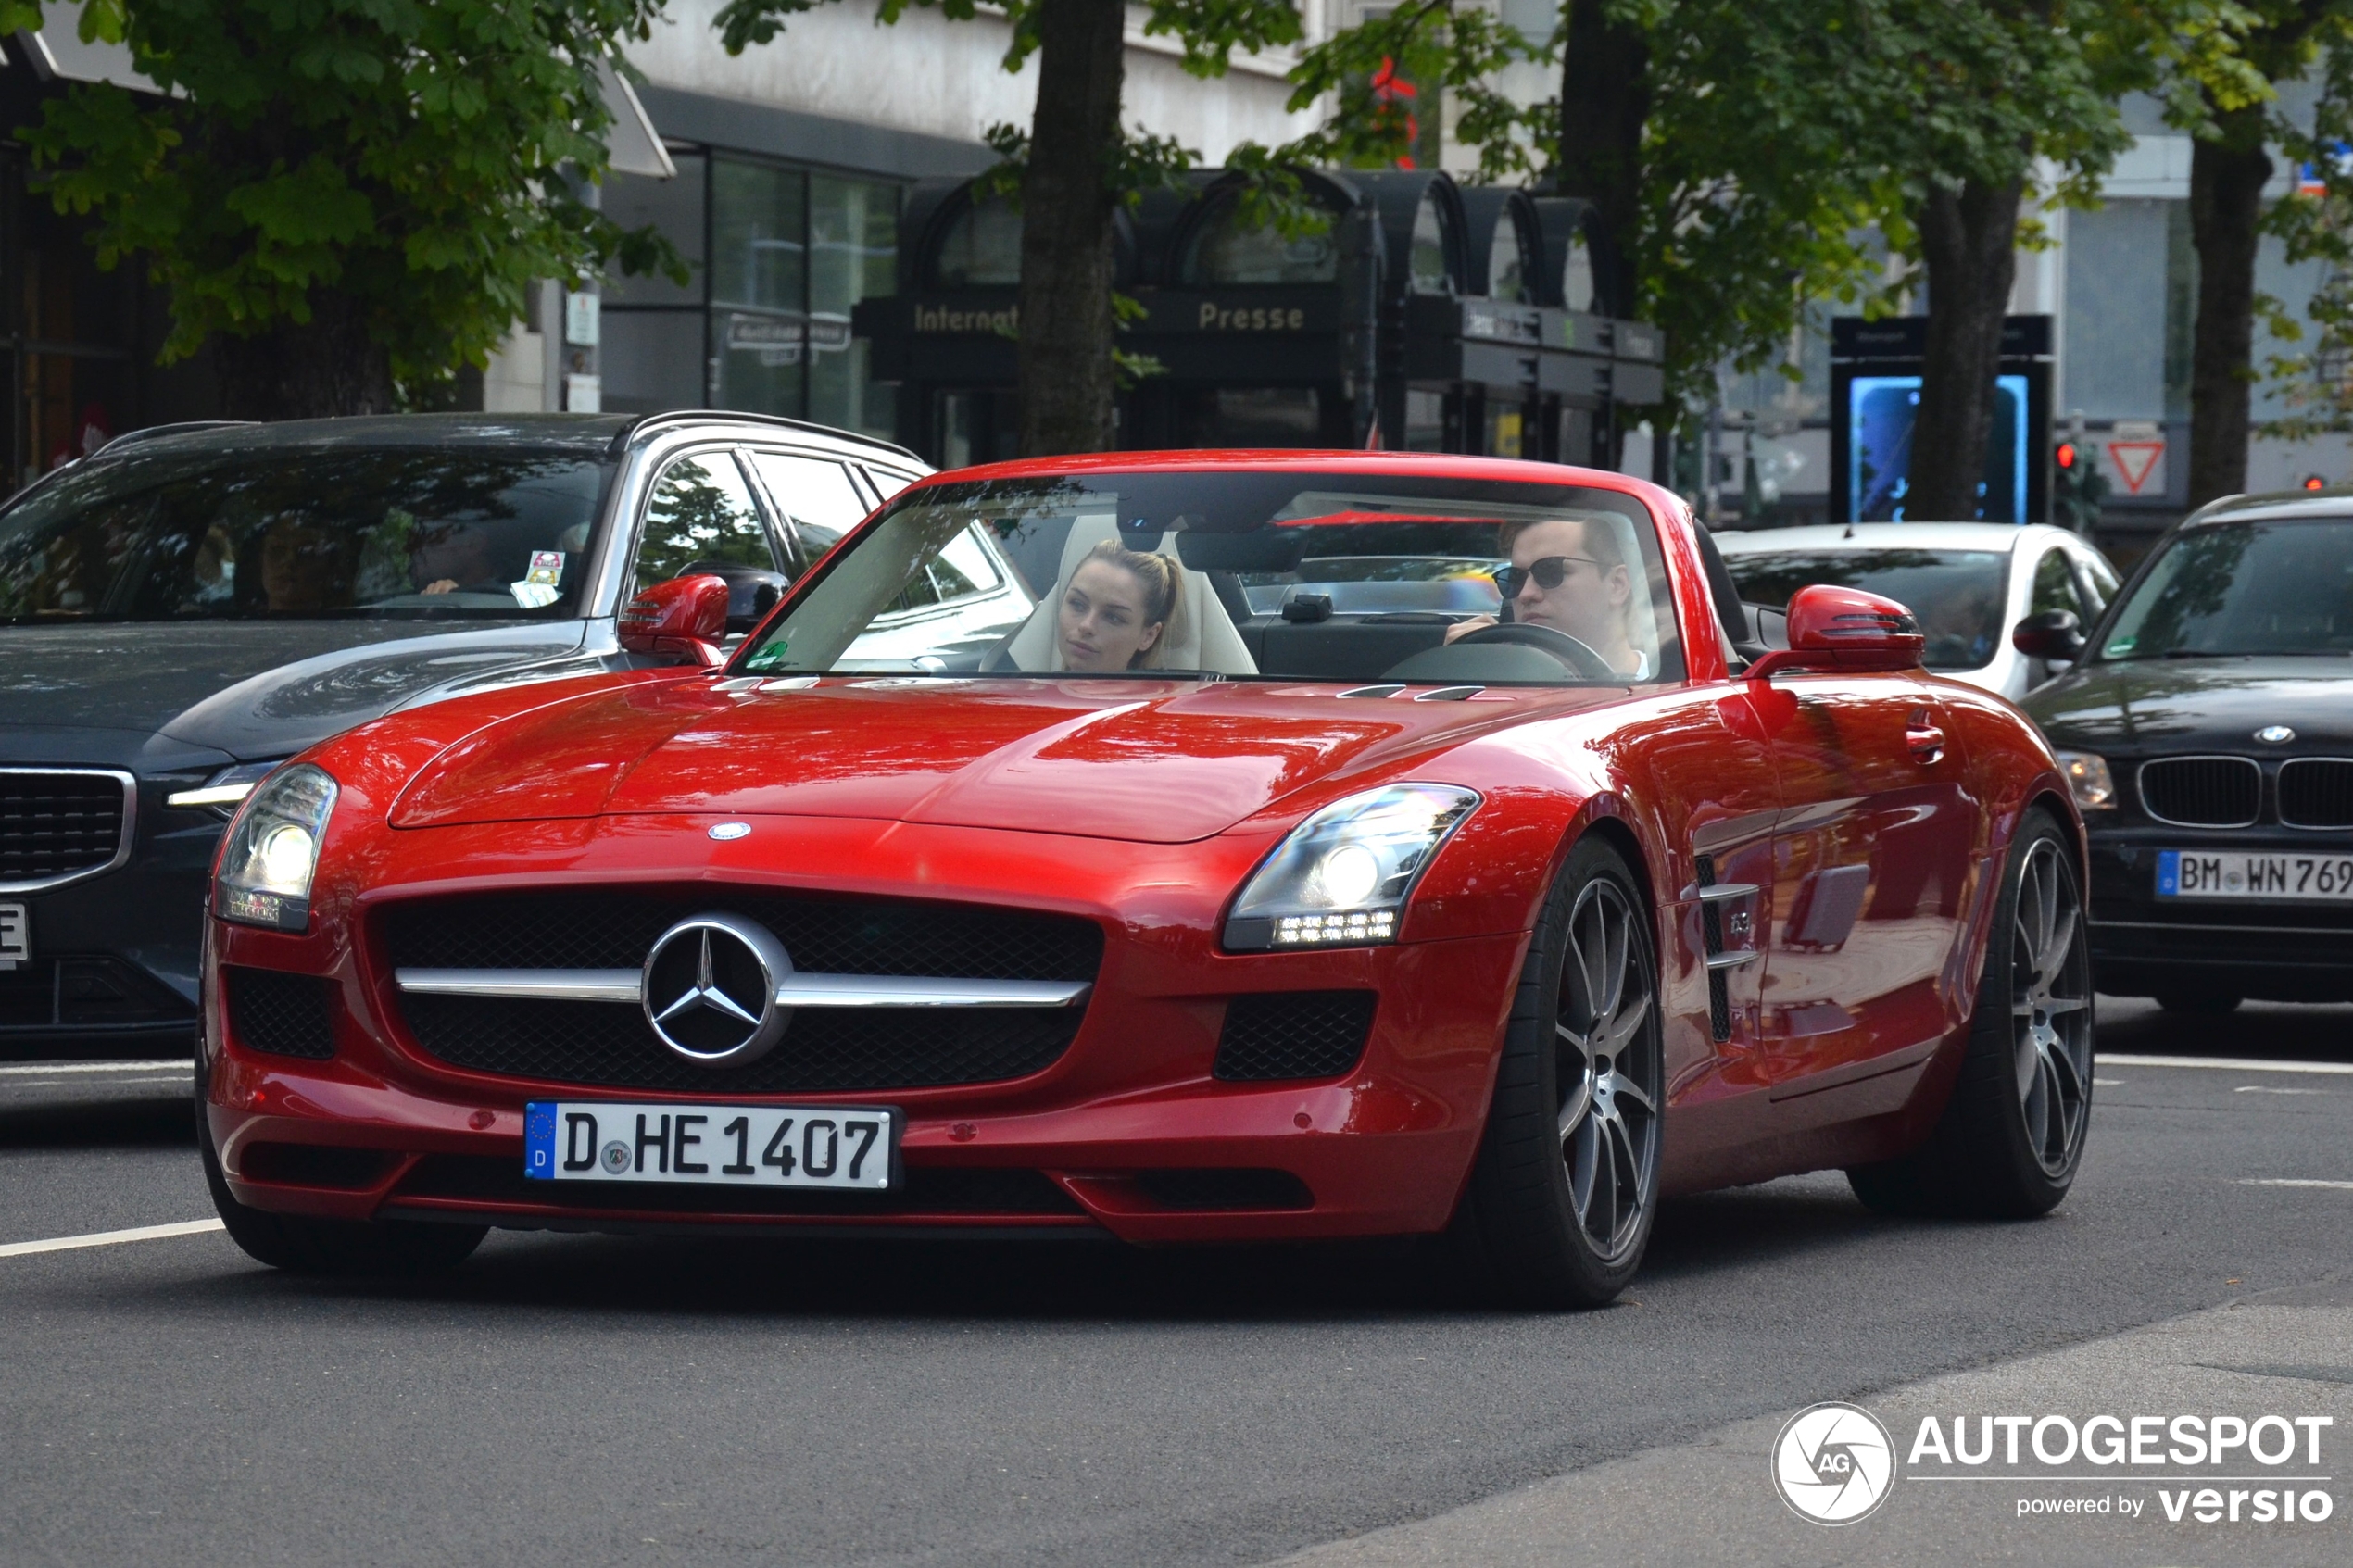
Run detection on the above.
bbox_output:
[0,445,615,623]
[1723,547,2008,671]
[2101,519,2353,659]
[740,470,1682,685]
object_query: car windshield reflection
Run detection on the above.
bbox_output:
[2101,519,2353,659]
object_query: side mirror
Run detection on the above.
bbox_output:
[1745,584,1925,680]
[677,559,793,633]
[2011,608,2086,662]
[619,573,730,667]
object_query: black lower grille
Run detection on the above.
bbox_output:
[2279,758,2353,829]
[1214,991,1377,1082]
[394,1155,1086,1218]
[1137,1168,1313,1210]
[400,994,1081,1092]
[226,967,337,1060]
[2140,756,2260,827]
[0,957,195,1030]
[0,771,127,885]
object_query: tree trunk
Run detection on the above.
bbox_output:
[1015,0,1125,457]
[1909,175,2022,521]
[212,290,394,420]
[2187,112,2271,507]
[1555,0,1648,314]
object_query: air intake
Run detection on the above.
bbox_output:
[1213,991,1376,1082]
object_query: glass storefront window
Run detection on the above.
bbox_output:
[1410,193,1453,295]
[931,198,1022,286]
[1179,197,1339,285]
[809,174,900,439]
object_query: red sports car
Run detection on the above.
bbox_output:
[196,453,2092,1306]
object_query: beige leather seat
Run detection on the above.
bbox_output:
[997,514,1257,674]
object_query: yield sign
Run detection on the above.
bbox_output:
[2108,440,2165,495]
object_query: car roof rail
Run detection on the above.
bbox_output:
[93,420,258,455]
[609,409,923,467]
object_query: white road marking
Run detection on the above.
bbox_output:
[2235,1085,2335,1096]
[2097,1053,2353,1075]
[2092,1077,2124,1085]
[0,1219,223,1259]
[2237,1178,2353,1191]
[0,1060,189,1078]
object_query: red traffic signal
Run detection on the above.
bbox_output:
[2056,442,2078,470]
[2305,474,2328,490]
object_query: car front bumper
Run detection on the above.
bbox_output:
[2086,826,2353,1001]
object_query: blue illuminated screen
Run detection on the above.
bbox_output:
[1847,373,2030,523]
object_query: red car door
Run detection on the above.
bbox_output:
[1758,672,1978,1096]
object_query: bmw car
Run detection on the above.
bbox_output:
[195,453,2088,1305]
[2023,489,2353,1010]
[0,411,938,1060]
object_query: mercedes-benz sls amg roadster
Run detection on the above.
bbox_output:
[196,453,2092,1306]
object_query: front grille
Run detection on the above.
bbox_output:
[2139,756,2261,828]
[225,967,337,1060]
[380,890,1102,1093]
[2278,758,2353,829]
[0,771,128,887]
[393,1155,1087,1218]
[1214,991,1377,1082]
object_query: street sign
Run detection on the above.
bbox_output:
[2105,420,2166,496]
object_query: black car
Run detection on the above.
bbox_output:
[2021,490,2353,1010]
[1,411,927,1059]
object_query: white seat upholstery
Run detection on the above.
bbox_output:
[999,515,1257,675]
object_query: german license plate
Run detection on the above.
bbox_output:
[523,1101,899,1190]
[2158,849,2353,900]
[0,903,27,970]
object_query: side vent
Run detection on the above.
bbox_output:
[1696,854,1730,1043]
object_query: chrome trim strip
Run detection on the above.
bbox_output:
[1694,883,1761,904]
[394,968,1093,1009]
[2136,754,2261,830]
[1705,950,1762,972]
[0,768,137,895]
[2276,756,2353,832]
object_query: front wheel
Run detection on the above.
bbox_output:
[195,1057,485,1275]
[1847,809,2094,1217]
[1451,835,1664,1307]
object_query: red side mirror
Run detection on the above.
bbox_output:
[619,573,730,668]
[1746,584,1925,680]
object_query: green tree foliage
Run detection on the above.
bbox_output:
[12,0,684,417]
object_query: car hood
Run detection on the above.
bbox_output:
[2024,656,2353,750]
[390,676,1607,844]
[0,621,591,762]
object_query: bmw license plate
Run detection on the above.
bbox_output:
[524,1100,900,1190]
[0,903,27,970]
[2157,849,2353,901]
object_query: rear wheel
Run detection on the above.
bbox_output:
[1451,835,1663,1307]
[195,1058,485,1275]
[1847,810,2093,1217]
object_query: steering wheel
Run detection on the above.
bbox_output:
[1452,621,1620,680]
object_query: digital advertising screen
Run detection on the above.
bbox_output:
[1847,373,2030,523]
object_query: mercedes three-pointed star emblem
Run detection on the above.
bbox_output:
[640,912,794,1066]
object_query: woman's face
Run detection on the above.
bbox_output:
[1058,558,1164,672]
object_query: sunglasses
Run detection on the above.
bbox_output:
[1491,556,1604,598]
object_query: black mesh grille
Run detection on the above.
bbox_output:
[2278,759,2353,829]
[2140,757,2261,827]
[1136,1169,1313,1210]
[393,1155,1086,1218]
[226,967,337,1060]
[379,890,1102,1094]
[1214,991,1377,1082]
[0,772,126,885]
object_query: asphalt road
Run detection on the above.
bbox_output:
[2,998,2347,1568]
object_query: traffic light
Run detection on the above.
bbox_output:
[2052,432,2108,533]
[2304,474,2328,491]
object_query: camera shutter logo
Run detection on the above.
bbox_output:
[1772,1402,1897,1524]
[640,912,793,1067]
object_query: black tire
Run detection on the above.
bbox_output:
[195,1057,485,1275]
[1847,809,2094,1218]
[2156,993,2241,1015]
[1450,834,1664,1308]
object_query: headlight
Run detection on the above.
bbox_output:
[214,764,338,931]
[1224,784,1479,951]
[167,759,284,813]
[2055,751,2115,810]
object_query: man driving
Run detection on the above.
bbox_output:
[1444,515,1646,677]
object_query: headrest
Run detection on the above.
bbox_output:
[999,517,1257,675]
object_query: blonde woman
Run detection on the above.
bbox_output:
[1056,540,1187,671]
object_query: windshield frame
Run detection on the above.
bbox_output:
[2091,513,2353,664]
[731,465,1692,686]
[0,440,624,627]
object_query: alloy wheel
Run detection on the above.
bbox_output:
[2010,836,2093,1175]
[1555,877,1661,1261]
